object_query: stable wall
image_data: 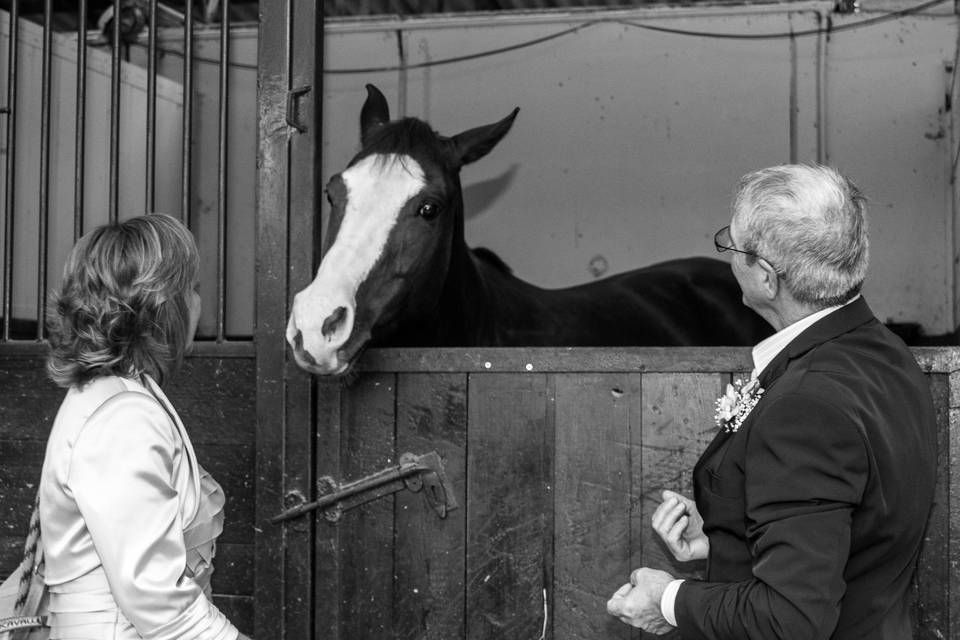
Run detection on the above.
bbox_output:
[321,1,959,334]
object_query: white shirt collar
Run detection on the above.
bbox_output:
[751,294,860,380]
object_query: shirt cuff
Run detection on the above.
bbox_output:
[660,579,684,627]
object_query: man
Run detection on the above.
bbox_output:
[607,164,937,639]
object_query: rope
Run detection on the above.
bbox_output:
[14,493,43,613]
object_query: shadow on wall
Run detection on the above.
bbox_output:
[885,322,960,346]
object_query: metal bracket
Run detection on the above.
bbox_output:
[285,85,311,133]
[270,451,457,524]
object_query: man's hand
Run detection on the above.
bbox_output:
[652,490,709,562]
[606,567,675,634]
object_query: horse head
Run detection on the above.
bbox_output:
[287,84,519,376]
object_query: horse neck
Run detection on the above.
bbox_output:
[433,235,494,344]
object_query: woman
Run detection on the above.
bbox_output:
[38,214,252,639]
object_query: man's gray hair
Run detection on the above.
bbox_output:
[734,164,868,308]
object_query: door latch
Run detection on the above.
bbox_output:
[270,451,457,524]
[285,85,311,133]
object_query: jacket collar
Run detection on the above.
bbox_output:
[757,295,875,389]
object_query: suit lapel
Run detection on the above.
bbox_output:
[696,297,876,472]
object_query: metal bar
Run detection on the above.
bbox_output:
[286,1,323,637]
[145,0,158,214]
[181,0,194,226]
[36,0,54,340]
[109,0,122,223]
[270,461,425,524]
[216,0,230,341]
[2,0,21,341]
[254,0,293,634]
[74,0,87,240]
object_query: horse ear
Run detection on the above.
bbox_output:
[450,107,519,167]
[360,84,391,146]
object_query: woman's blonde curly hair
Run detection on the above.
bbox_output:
[46,213,199,388]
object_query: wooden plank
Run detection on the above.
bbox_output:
[354,346,960,375]
[358,347,755,374]
[0,356,60,440]
[0,537,22,575]
[553,372,635,640]
[913,373,949,639]
[212,594,254,638]
[394,372,468,640]
[3,343,956,373]
[0,439,45,542]
[314,380,343,640]
[194,443,255,544]
[637,373,725,579]
[466,372,552,639]
[212,542,254,596]
[340,373,397,639]
[0,341,254,358]
[167,357,256,445]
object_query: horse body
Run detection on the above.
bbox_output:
[404,250,771,348]
[286,84,772,377]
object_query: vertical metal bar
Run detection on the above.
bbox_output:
[216,0,230,341]
[181,0,194,226]
[109,0,122,222]
[255,0,292,634]
[788,34,798,165]
[36,0,54,340]
[816,11,829,166]
[2,0,21,341]
[145,0,158,214]
[75,0,88,240]
[287,1,322,638]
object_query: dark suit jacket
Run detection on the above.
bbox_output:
[674,297,937,640]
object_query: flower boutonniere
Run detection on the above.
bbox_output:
[715,377,765,433]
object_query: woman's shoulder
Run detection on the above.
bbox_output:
[71,376,177,445]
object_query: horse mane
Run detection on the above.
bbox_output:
[362,117,449,168]
[472,247,513,275]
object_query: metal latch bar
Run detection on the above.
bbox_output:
[270,451,457,524]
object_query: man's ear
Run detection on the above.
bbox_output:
[758,258,780,300]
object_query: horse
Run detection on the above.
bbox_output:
[286,84,773,377]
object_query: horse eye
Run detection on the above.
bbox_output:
[418,201,441,220]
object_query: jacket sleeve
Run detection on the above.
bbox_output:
[674,392,867,640]
[68,392,240,640]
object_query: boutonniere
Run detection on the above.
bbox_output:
[715,377,764,433]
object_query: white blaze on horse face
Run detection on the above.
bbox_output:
[287,153,426,374]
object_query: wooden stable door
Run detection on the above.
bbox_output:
[277,347,958,640]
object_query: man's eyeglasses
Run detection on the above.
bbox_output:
[714,225,780,274]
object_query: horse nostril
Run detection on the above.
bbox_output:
[291,330,317,367]
[321,306,348,339]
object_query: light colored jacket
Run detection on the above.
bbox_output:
[39,374,238,640]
